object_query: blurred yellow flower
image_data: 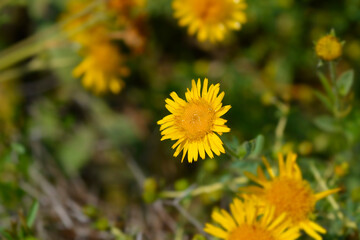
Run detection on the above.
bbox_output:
[242,152,340,240]
[61,0,108,46]
[172,0,247,42]
[334,162,349,177]
[315,35,342,61]
[73,41,130,94]
[204,197,300,240]
[298,141,313,155]
[157,78,231,163]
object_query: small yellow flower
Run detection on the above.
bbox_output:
[157,78,231,163]
[315,35,342,61]
[73,41,130,94]
[242,152,340,240]
[172,0,247,43]
[204,197,300,240]
[334,162,349,177]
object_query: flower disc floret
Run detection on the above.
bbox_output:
[157,78,231,163]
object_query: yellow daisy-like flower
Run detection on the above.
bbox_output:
[172,0,247,43]
[242,152,340,240]
[315,35,342,61]
[204,197,300,240]
[157,78,231,163]
[73,41,130,94]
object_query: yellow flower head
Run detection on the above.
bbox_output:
[172,0,247,43]
[315,35,342,61]
[204,197,300,240]
[73,41,130,94]
[157,78,231,163]
[242,152,340,240]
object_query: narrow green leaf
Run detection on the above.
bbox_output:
[336,70,354,96]
[244,142,252,157]
[250,135,264,157]
[0,229,14,240]
[26,201,39,228]
[313,90,333,112]
[317,72,335,101]
[314,115,341,133]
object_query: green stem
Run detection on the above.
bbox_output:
[0,57,78,83]
[309,162,357,230]
[274,115,288,153]
[0,0,104,71]
[273,102,289,153]
[328,61,340,117]
[223,141,239,159]
[159,177,247,199]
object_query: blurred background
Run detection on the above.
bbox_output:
[0,0,359,239]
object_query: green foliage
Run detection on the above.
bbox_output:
[0,201,39,240]
[26,201,39,228]
[57,126,96,175]
[337,70,354,97]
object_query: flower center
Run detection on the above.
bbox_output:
[191,0,231,24]
[264,177,315,224]
[177,100,215,141]
[90,44,121,74]
[228,224,275,240]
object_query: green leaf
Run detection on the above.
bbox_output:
[11,143,25,155]
[0,229,14,240]
[237,135,264,159]
[314,115,341,133]
[251,135,264,157]
[336,70,354,96]
[110,226,130,240]
[192,234,206,240]
[317,72,335,101]
[26,200,39,228]
[57,127,96,176]
[313,90,333,112]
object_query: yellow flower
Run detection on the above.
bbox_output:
[242,152,340,240]
[172,0,247,43]
[157,78,231,163]
[73,41,130,94]
[204,197,300,240]
[315,35,342,61]
[61,0,108,46]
